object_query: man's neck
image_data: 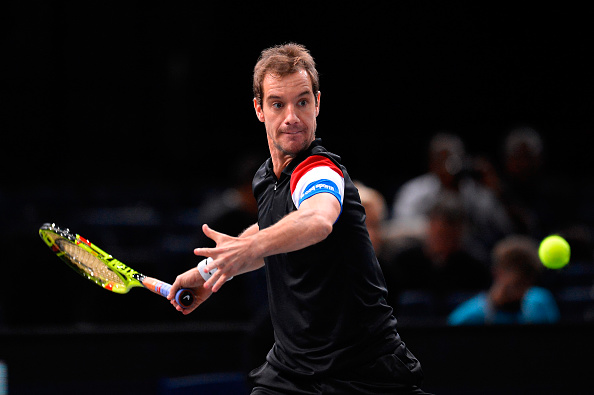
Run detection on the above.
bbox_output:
[271,153,296,179]
[268,138,315,178]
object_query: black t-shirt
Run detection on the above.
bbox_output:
[252,139,401,377]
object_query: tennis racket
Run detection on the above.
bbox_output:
[39,223,194,308]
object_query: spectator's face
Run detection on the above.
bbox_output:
[426,217,462,264]
[490,267,527,307]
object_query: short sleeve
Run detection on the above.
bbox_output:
[290,155,345,209]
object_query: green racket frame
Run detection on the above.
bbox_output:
[39,223,193,307]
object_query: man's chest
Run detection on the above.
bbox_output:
[256,176,296,229]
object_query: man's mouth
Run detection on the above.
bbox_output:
[283,128,304,135]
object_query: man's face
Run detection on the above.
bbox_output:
[254,69,320,159]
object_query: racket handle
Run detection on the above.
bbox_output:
[175,289,195,308]
[143,277,194,308]
[158,283,194,308]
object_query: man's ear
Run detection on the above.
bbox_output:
[254,98,265,122]
[315,91,321,116]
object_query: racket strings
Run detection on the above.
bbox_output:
[56,239,124,285]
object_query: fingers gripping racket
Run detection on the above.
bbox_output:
[39,223,194,308]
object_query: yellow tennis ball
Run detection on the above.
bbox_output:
[538,235,570,269]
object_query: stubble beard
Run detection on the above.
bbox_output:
[272,124,316,158]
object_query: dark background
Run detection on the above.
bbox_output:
[4,3,594,190]
[2,2,594,394]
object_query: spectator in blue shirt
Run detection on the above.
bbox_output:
[449,235,560,325]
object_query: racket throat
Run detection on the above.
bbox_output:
[133,273,147,283]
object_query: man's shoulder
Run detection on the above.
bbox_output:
[252,158,274,195]
[309,139,342,165]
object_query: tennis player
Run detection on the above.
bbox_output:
[169,43,429,394]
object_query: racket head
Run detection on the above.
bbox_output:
[39,223,142,294]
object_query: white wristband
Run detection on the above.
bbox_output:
[197,257,233,281]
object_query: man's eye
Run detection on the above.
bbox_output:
[272,102,283,109]
[298,100,308,106]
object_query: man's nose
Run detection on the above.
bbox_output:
[284,105,300,124]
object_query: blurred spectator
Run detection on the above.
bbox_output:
[382,192,492,308]
[196,155,260,246]
[354,181,388,255]
[387,132,513,261]
[475,127,547,237]
[193,154,265,321]
[448,235,560,325]
[503,127,544,187]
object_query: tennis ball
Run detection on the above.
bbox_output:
[538,235,570,269]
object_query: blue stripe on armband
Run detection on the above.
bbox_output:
[298,179,343,209]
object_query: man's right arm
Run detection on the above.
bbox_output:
[196,191,340,292]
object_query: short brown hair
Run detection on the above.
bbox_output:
[492,235,542,283]
[253,43,319,106]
